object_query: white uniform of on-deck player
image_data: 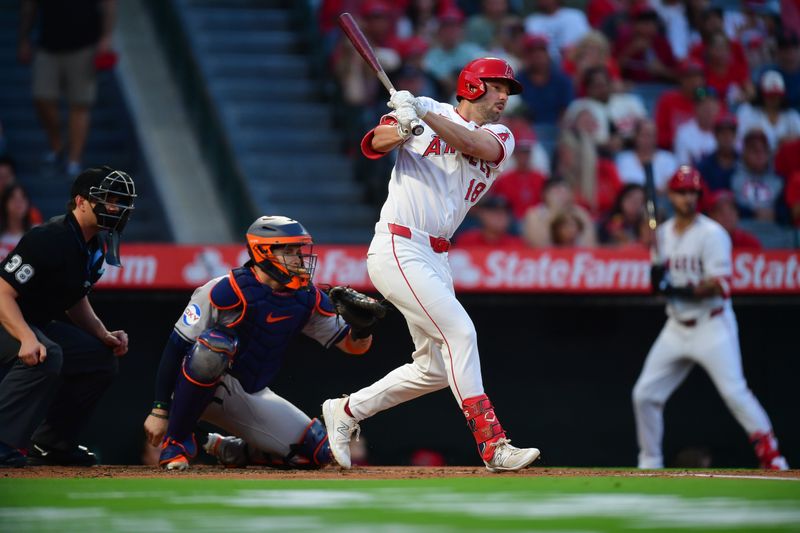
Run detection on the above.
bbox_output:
[633,166,787,470]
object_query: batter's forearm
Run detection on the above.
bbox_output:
[371,124,404,152]
[421,112,501,161]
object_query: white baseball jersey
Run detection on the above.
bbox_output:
[378,97,515,239]
[657,214,732,322]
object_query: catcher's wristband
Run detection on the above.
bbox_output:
[149,411,169,420]
[152,400,170,411]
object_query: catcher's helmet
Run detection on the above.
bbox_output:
[456,57,523,101]
[246,216,316,290]
[667,165,703,192]
[70,166,137,233]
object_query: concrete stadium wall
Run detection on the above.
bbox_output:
[83,292,799,469]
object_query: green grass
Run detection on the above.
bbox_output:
[1,475,799,532]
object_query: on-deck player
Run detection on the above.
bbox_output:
[143,216,375,470]
[633,165,789,470]
[322,57,541,472]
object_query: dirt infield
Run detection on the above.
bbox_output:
[2,465,798,479]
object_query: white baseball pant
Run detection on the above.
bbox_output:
[201,374,311,457]
[347,226,485,420]
[632,308,773,468]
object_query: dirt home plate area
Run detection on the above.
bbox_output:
[4,465,799,480]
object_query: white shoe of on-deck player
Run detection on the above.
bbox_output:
[322,397,360,469]
[484,438,540,472]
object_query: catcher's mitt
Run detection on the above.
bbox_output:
[328,286,388,339]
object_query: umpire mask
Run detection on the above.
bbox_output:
[71,166,137,266]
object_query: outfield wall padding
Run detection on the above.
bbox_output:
[80,292,798,468]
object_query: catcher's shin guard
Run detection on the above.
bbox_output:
[165,329,234,442]
[462,394,506,462]
[206,419,332,470]
[286,418,333,469]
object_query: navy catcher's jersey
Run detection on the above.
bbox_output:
[174,267,348,392]
[0,214,105,327]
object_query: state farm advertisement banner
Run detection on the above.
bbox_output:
[83,244,800,295]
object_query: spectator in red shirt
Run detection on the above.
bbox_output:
[688,7,749,66]
[706,190,763,248]
[455,195,525,247]
[655,59,706,149]
[700,31,755,106]
[785,170,800,226]
[587,0,623,28]
[492,127,547,220]
[613,4,678,83]
[775,137,800,179]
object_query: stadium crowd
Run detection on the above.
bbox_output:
[319,0,800,249]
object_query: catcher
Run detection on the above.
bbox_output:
[142,216,386,470]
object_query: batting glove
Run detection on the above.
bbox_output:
[394,105,419,139]
[412,97,436,119]
[388,90,415,110]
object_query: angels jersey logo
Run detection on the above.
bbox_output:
[422,135,493,179]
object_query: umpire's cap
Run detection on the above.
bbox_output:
[71,166,136,203]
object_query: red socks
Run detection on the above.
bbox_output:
[462,394,506,461]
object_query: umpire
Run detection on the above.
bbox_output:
[0,166,136,467]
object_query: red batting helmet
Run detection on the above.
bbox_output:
[456,57,523,101]
[667,165,703,192]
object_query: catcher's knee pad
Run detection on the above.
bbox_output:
[285,418,332,469]
[185,328,238,384]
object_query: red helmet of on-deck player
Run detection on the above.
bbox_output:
[456,57,523,101]
[667,165,704,192]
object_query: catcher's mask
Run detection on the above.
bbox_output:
[70,166,137,267]
[246,216,317,290]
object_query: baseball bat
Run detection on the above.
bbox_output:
[643,163,660,263]
[338,12,424,136]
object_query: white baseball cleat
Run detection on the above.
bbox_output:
[766,455,790,471]
[484,438,540,472]
[322,397,360,469]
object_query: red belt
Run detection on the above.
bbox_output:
[388,223,450,253]
[679,307,724,327]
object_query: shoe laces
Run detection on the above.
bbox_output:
[489,438,513,461]
[490,437,512,449]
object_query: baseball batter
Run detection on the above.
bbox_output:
[143,216,380,470]
[323,58,540,472]
[633,166,789,470]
